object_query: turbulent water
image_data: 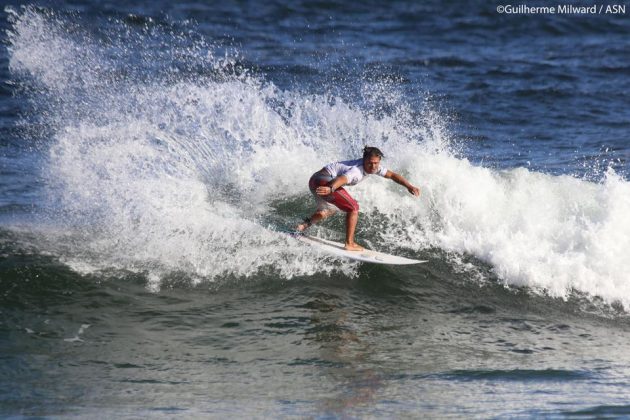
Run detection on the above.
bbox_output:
[2,2,630,418]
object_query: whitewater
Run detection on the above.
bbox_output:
[5,5,630,308]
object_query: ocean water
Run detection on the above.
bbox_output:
[1,1,630,418]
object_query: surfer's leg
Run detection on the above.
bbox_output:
[298,172,337,232]
[296,209,335,232]
[324,187,363,251]
[344,210,364,251]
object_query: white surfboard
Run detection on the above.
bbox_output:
[294,234,427,265]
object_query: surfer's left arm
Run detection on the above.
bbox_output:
[385,170,420,197]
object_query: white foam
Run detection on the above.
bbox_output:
[64,323,90,342]
[366,153,630,308]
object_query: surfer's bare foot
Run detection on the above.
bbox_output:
[344,242,364,251]
[296,217,312,232]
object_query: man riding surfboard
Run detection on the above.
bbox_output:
[297,146,420,251]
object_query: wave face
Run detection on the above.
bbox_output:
[6,6,630,307]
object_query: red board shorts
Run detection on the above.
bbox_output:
[308,172,359,213]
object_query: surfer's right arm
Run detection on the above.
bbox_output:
[316,175,348,196]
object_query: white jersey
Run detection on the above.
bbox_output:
[324,158,388,186]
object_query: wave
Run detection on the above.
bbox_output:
[6,6,630,309]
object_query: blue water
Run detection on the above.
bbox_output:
[2,1,630,418]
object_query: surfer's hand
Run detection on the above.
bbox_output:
[408,185,420,197]
[316,186,333,196]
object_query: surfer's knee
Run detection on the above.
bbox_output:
[315,209,334,219]
[342,201,359,213]
[345,210,359,225]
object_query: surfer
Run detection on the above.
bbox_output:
[297,146,420,251]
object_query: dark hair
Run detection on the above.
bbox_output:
[363,146,384,160]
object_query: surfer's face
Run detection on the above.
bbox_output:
[363,156,381,174]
